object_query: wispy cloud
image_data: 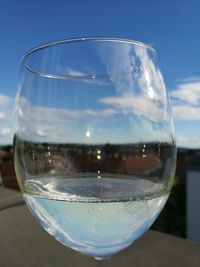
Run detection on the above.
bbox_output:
[177,76,200,83]
[172,104,200,121]
[169,77,200,148]
[170,77,200,120]
[57,67,108,85]
[176,134,200,149]
[98,94,166,122]
[15,96,120,142]
[0,94,13,107]
[171,79,200,106]
[1,127,12,136]
[0,93,14,144]
[17,96,117,123]
[66,68,87,77]
[98,45,169,124]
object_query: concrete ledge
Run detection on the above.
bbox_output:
[1,204,200,266]
[0,194,24,211]
[0,186,24,210]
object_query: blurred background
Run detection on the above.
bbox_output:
[0,0,200,241]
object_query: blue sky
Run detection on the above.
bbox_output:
[0,0,200,147]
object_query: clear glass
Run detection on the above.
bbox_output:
[14,37,176,260]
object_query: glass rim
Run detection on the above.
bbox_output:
[22,36,156,80]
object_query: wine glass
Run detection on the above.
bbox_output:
[14,37,176,260]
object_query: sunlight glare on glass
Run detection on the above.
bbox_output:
[86,130,91,138]
[144,69,154,99]
[148,87,154,98]
[97,170,101,179]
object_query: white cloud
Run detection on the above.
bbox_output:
[35,128,49,137]
[99,94,166,121]
[171,80,200,105]
[18,102,117,123]
[170,77,200,121]
[0,94,13,107]
[1,128,12,136]
[98,45,169,124]
[0,125,13,145]
[66,68,86,77]
[15,96,120,142]
[172,104,200,121]
[16,95,171,143]
[58,67,108,85]
[169,77,200,148]
[0,93,14,144]
[0,112,5,120]
[178,76,200,83]
[176,134,200,149]
[0,109,13,122]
